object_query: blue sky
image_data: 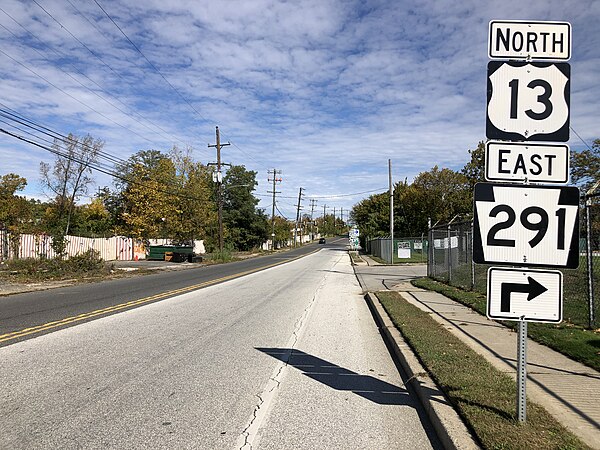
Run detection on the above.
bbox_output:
[0,0,598,221]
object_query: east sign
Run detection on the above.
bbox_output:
[485,142,569,184]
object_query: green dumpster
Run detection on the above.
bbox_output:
[148,245,194,261]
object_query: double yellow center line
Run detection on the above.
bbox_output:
[0,250,320,345]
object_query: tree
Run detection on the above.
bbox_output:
[350,192,390,240]
[461,141,486,190]
[571,139,600,194]
[39,134,102,254]
[120,156,178,241]
[222,165,268,251]
[168,147,217,247]
[409,166,471,226]
[351,166,471,241]
[272,215,292,247]
[117,148,217,246]
[78,198,113,236]
[0,173,32,258]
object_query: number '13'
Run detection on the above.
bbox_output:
[508,78,553,120]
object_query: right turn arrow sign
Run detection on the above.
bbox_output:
[500,276,548,313]
[487,267,562,323]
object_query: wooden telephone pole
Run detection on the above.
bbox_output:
[294,187,304,247]
[268,169,282,250]
[208,126,230,252]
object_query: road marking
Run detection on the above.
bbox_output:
[0,249,321,344]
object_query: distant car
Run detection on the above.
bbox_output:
[318,238,326,244]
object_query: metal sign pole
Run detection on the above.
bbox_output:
[517,319,527,422]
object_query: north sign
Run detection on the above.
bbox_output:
[473,183,579,268]
[487,267,563,323]
[485,141,569,184]
[489,20,571,61]
[487,61,570,142]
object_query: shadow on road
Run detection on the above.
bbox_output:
[256,347,413,406]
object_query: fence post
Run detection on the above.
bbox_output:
[585,197,595,329]
[429,227,434,278]
[447,224,452,284]
[470,220,475,290]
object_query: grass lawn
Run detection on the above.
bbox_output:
[377,290,591,450]
[412,277,600,372]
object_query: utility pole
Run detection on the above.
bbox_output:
[208,126,230,253]
[340,207,344,231]
[322,204,327,236]
[309,199,317,241]
[389,159,394,264]
[268,169,282,250]
[294,187,305,247]
[333,206,336,235]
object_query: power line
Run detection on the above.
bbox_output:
[3,4,212,160]
[275,204,292,221]
[31,0,127,84]
[0,11,189,148]
[0,127,213,205]
[90,0,271,169]
[0,105,127,167]
[0,47,166,147]
[92,0,210,126]
[570,126,593,151]
[307,188,388,199]
[12,2,271,172]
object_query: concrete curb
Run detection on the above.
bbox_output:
[365,292,480,450]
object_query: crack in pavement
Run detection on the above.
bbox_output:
[236,253,344,450]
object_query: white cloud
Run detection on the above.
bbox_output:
[0,0,598,219]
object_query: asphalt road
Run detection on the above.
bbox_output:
[0,241,326,347]
[0,239,438,449]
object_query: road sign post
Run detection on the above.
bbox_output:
[517,320,528,421]
[481,19,573,423]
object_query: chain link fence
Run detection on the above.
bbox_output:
[428,199,599,329]
[366,236,429,264]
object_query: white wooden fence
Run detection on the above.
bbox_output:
[0,231,207,261]
[0,232,136,261]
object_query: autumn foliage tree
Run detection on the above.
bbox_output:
[116,149,217,245]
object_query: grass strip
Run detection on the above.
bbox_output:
[376,290,591,450]
[411,278,600,372]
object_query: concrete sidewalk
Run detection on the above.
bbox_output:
[354,258,600,449]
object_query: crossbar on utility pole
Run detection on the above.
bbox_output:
[208,126,231,253]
